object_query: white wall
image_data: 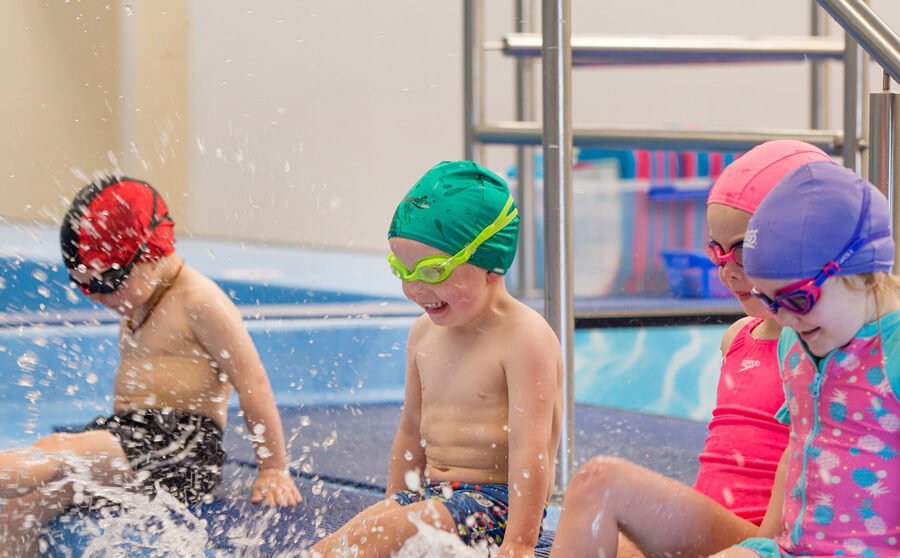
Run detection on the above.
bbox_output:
[4,2,899,252]
[187,1,900,252]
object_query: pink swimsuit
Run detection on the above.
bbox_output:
[694,318,791,524]
[772,312,900,556]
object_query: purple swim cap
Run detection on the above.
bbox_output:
[743,161,894,280]
[707,140,831,213]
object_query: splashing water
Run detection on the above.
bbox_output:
[395,516,490,558]
[38,459,210,557]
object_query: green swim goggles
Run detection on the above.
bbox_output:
[388,196,518,284]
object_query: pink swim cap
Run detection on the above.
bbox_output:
[707,140,832,213]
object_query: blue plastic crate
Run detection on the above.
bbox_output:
[660,249,731,299]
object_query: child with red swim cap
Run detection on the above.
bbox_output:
[551,141,833,558]
[0,177,300,555]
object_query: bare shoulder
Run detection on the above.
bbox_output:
[721,315,754,355]
[505,299,559,347]
[173,265,239,318]
[407,313,436,346]
[500,299,561,373]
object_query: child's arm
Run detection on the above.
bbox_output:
[499,320,561,557]
[756,447,788,538]
[386,318,427,496]
[189,291,301,506]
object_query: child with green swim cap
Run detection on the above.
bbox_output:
[313,161,564,558]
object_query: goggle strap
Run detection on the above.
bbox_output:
[462,196,517,257]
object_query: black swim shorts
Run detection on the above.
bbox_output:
[84,408,226,506]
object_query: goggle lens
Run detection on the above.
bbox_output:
[69,266,129,295]
[416,265,447,283]
[706,240,743,267]
[751,279,821,316]
[778,291,814,314]
[389,255,452,284]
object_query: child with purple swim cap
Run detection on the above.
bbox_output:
[718,161,900,557]
[551,141,832,558]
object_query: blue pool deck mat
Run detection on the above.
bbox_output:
[43,401,707,556]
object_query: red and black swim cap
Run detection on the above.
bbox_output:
[60,177,175,271]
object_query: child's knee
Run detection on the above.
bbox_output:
[571,456,631,492]
[32,432,72,453]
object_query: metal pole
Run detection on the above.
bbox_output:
[816,0,900,84]
[515,0,537,296]
[843,35,863,171]
[463,0,483,162]
[868,81,900,261]
[810,1,828,129]
[541,0,574,491]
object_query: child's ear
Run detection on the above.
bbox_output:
[485,271,501,284]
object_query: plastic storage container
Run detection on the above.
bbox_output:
[660,249,731,299]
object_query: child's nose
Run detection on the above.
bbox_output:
[721,260,743,280]
[403,280,429,297]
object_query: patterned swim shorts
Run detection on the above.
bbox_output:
[392,481,544,547]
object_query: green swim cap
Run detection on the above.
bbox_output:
[388,161,520,274]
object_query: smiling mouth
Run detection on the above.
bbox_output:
[422,302,448,313]
[799,327,820,340]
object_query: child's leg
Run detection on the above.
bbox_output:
[0,481,76,557]
[549,457,758,558]
[0,450,64,498]
[0,430,133,557]
[0,430,130,497]
[311,498,455,558]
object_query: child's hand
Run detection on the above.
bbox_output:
[251,468,302,506]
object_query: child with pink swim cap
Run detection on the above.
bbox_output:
[717,161,900,558]
[550,140,833,558]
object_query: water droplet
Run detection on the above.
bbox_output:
[300,416,311,426]
[404,469,420,491]
[404,450,413,461]
[124,4,133,16]
[85,373,98,384]
[219,349,231,359]
[17,352,38,372]
[16,375,34,387]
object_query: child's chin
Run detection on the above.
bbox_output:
[738,298,770,319]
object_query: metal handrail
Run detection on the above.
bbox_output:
[502,33,845,64]
[816,0,900,84]
[475,121,845,154]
